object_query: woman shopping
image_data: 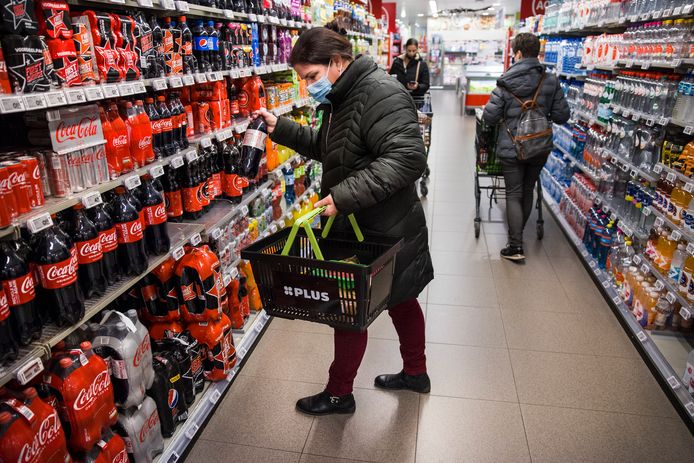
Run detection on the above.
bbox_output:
[253,24,434,416]
[390,38,430,98]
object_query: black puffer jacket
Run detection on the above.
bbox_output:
[390,53,430,97]
[271,55,434,307]
[482,58,571,159]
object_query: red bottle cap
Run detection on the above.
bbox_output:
[0,411,12,424]
[80,341,92,351]
[59,358,73,368]
[23,387,37,399]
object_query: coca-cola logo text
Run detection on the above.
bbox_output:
[130,220,142,236]
[79,240,102,257]
[31,165,39,180]
[113,448,129,463]
[20,274,34,295]
[133,334,150,367]
[112,135,128,148]
[55,117,99,144]
[8,170,26,186]
[74,370,111,411]
[138,136,152,150]
[99,228,118,250]
[17,412,61,463]
[139,407,160,443]
[46,261,75,282]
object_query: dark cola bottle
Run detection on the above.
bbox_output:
[87,203,121,285]
[30,224,84,326]
[162,166,183,223]
[157,95,175,156]
[0,240,41,345]
[71,204,107,299]
[126,187,147,246]
[166,93,182,155]
[144,97,163,160]
[0,286,18,365]
[111,187,148,276]
[182,160,203,220]
[139,175,170,255]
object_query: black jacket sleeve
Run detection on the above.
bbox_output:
[550,79,571,124]
[330,82,427,214]
[416,61,430,94]
[270,116,322,162]
[389,57,408,88]
[482,86,505,125]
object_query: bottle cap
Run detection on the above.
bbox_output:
[59,358,73,368]
[23,387,37,399]
[0,412,12,424]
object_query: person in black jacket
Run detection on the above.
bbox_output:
[390,38,430,98]
[483,33,570,261]
[253,24,434,416]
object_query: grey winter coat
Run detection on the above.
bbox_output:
[482,57,571,159]
[271,55,434,307]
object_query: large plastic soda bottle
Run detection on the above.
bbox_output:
[148,351,188,437]
[166,93,182,154]
[110,187,148,276]
[162,165,183,222]
[0,287,18,364]
[99,106,123,178]
[679,255,694,296]
[106,103,133,173]
[134,99,156,165]
[192,19,210,72]
[240,116,268,179]
[144,97,163,159]
[82,428,128,463]
[669,184,692,225]
[71,204,107,299]
[152,337,195,407]
[0,240,41,345]
[138,175,170,255]
[86,203,120,286]
[156,95,175,156]
[114,396,164,462]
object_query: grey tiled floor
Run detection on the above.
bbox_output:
[188,91,694,462]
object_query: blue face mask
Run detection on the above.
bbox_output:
[307,61,334,104]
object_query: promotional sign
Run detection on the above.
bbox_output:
[382,2,396,33]
[48,104,105,154]
[521,0,547,19]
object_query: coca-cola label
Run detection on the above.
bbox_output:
[182,186,202,213]
[115,219,144,244]
[36,255,78,290]
[76,236,103,264]
[243,128,267,151]
[3,272,36,306]
[165,190,183,218]
[137,135,152,151]
[222,173,243,197]
[133,333,150,367]
[161,117,173,132]
[17,411,61,463]
[0,289,9,321]
[99,227,118,253]
[48,104,105,154]
[74,370,111,411]
[144,203,167,226]
[112,134,128,149]
[151,119,162,134]
[139,406,160,443]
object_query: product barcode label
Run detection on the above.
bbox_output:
[110,0,125,3]
[610,156,618,165]
[241,205,249,215]
[102,84,119,98]
[673,6,683,14]
[172,246,185,260]
[687,243,694,255]
[622,110,630,117]
[185,149,198,162]
[279,220,286,228]
[137,0,153,6]
[667,172,677,182]
[182,75,194,86]
[190,233,202,246]
[44,91,67,107]
[149,165,164,178]
[667,375,680,389]
[646,118,655,127]
[643,207,651,216]
[194,73,207,84]
[210,228,222,240]
[123,175,141,190]
[285,211,293,220]
[208,389,221,404]
[223,273,231,287]
[170,155,184,169]
[27,213,53,234]
[685,183,694,193]
[667,292,677,304]
[636,331,648,342]
[269,16,280,24]
[230,69,240,79]
[641,62,650,70]
[151,78,167,90]
[209,72,223,81]
[23,93,47,110]
[654,281,665,292]
[653,164,663,173]
[175,1,189,11]
[673,59,683,67]
[632,113,640,121]
[16,357,43,385]
[686,402,694,417]
[160,0,175,9]
[602,280,609,288]
[169,76,183,88]
[655,217,664,227]
[65,89,87,105]
[680,307,692,320]
[248,13,257,21]
[84,86,104,101]
[589,260,596,268]
[685,126,694,136]
[684,5,693,14]
[230,267,239,279]
[270,224,278,233]
[630,169,638,178]
[82,191,102,209]
[200,137,212,148]
[672,230,682,241]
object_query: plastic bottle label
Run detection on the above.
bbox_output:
[165,191,183,218]
[115,219,144,244]
[98,227,119,253]
[243,128,267,151]
[222,173,244,197]
[2,273,35,306]
[36,256,78,289]
[76,236,103,265]
[144,203,167,226]
[182,186,203,212]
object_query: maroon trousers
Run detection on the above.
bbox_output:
[325,298,427,397]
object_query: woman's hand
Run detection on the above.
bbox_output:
[407,82,418,91]
[315,194,338,216]
[251,108,278,134]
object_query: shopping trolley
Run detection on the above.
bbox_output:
[474,108,544,240]
[414,93,433,197]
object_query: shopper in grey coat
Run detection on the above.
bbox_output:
[483,33,570,261]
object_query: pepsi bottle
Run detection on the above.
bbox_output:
[71,204,107,299]
[139,176,170,256]
[111,187,148,276]
[0,240,41,345]
[87,203,121,285]
[192,20,210,72]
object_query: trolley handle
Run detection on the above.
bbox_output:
[280,206,364,260]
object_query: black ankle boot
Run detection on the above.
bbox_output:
[296,391,356,416]
[374,371,431,393]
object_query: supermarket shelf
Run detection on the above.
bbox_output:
[610,103,671,127]
[542,188,694,430]
[602,148,658,182]
[554,70,587,79]
[592,191,648,240]
[554,122,574,140]
[156,309,271,463]
[617,58,694,70]
[573,107,607,128]
[541,61,556,67]
[577,63,616,72]
[645,206,694,246]
[633,254,692,318]
[653,162,694,185]
[0,222,204,388]
[554,143,601,184]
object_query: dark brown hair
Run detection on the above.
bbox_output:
[289,23,353,67]
[512,33,540,58]
[405,38,419,48]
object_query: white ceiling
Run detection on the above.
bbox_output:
[392,0,521,20]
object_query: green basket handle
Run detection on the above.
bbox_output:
[280,206,364,261]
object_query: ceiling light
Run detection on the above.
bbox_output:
[492,2,501,5]
[429,1,438,14]
[401,6,406,18]
[417,13,424,17]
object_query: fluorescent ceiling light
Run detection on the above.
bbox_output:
[429,1,438,14]
[417,13,424,17]
[401,6,406,18]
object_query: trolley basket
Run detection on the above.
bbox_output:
[241,207,403,331]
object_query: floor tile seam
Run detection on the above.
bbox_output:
[507,347,641,361]
[300,417,315,455]
[369,335,508,350]
[299,452,376,463]
[424,300,500,310]
[517,399,680,420]
[196,436,304,455]
[414,394,421,463]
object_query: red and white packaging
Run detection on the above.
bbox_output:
[71,17,99,84]
[0,160,32,215]
[47,38,81,88]
[36,0,73,40]
[0,164,18,226]
[16,156,45,208]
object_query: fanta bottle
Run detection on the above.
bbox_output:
[655,233,678,274]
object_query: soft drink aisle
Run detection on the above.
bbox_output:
[181,91,694,462]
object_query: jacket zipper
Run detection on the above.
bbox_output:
[325,102,333,152]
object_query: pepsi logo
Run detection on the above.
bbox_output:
[55,117,99,143]
[198,38,208,48]
[18,411,60,463]
[167,388,178,409]
[74,370,111,411]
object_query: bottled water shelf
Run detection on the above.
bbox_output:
[542,189,694,430]
[0,222,205,388]
[602,148,659,183]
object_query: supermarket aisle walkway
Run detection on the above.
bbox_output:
[187,91,694,462]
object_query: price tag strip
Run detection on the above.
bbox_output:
[170,155,184,169]
[27,213,53,234]
[149,164,165,178]
[172,246,185,260]
[190,233,202,246]
[82,191,103,209]
[44,91,67,107]
[23,93,47,110]
[84,86,104,101]
[123,175,141,190]
[182,75,195,86]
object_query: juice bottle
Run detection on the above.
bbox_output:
[645,290,660,329]
[653,297,673,330]
[656,233,678,274]
[669,244,686,283]
[309,190,319,208]
[631,275,646,316]
[669,185,693,225]
[623,265,638,306]
[678,255,694,296]
[661,174,676,216]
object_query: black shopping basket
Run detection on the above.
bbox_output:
[240,207,403,331]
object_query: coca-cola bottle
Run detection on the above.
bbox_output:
[172,92,189,149]
[222,140,242,203]
[125,187,147,241]
[106,102,134,173]
[0,240,41,345]
[110,187,147,276]
[162,166,183,222]
[0,287,18,364]
[182,159,203,220]
[139,175,170,255]
[144,97,163,160]
[86,203,121,285]
[240,116,268,179]
[113,396,163,462]
[30,224,84,326]
[82,428,128,463]
[166,93,182,155]
[71,204,107,299]
[156,95,175,157]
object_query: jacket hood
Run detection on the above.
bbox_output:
[327,55,378,105]
[497,58,545,98]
